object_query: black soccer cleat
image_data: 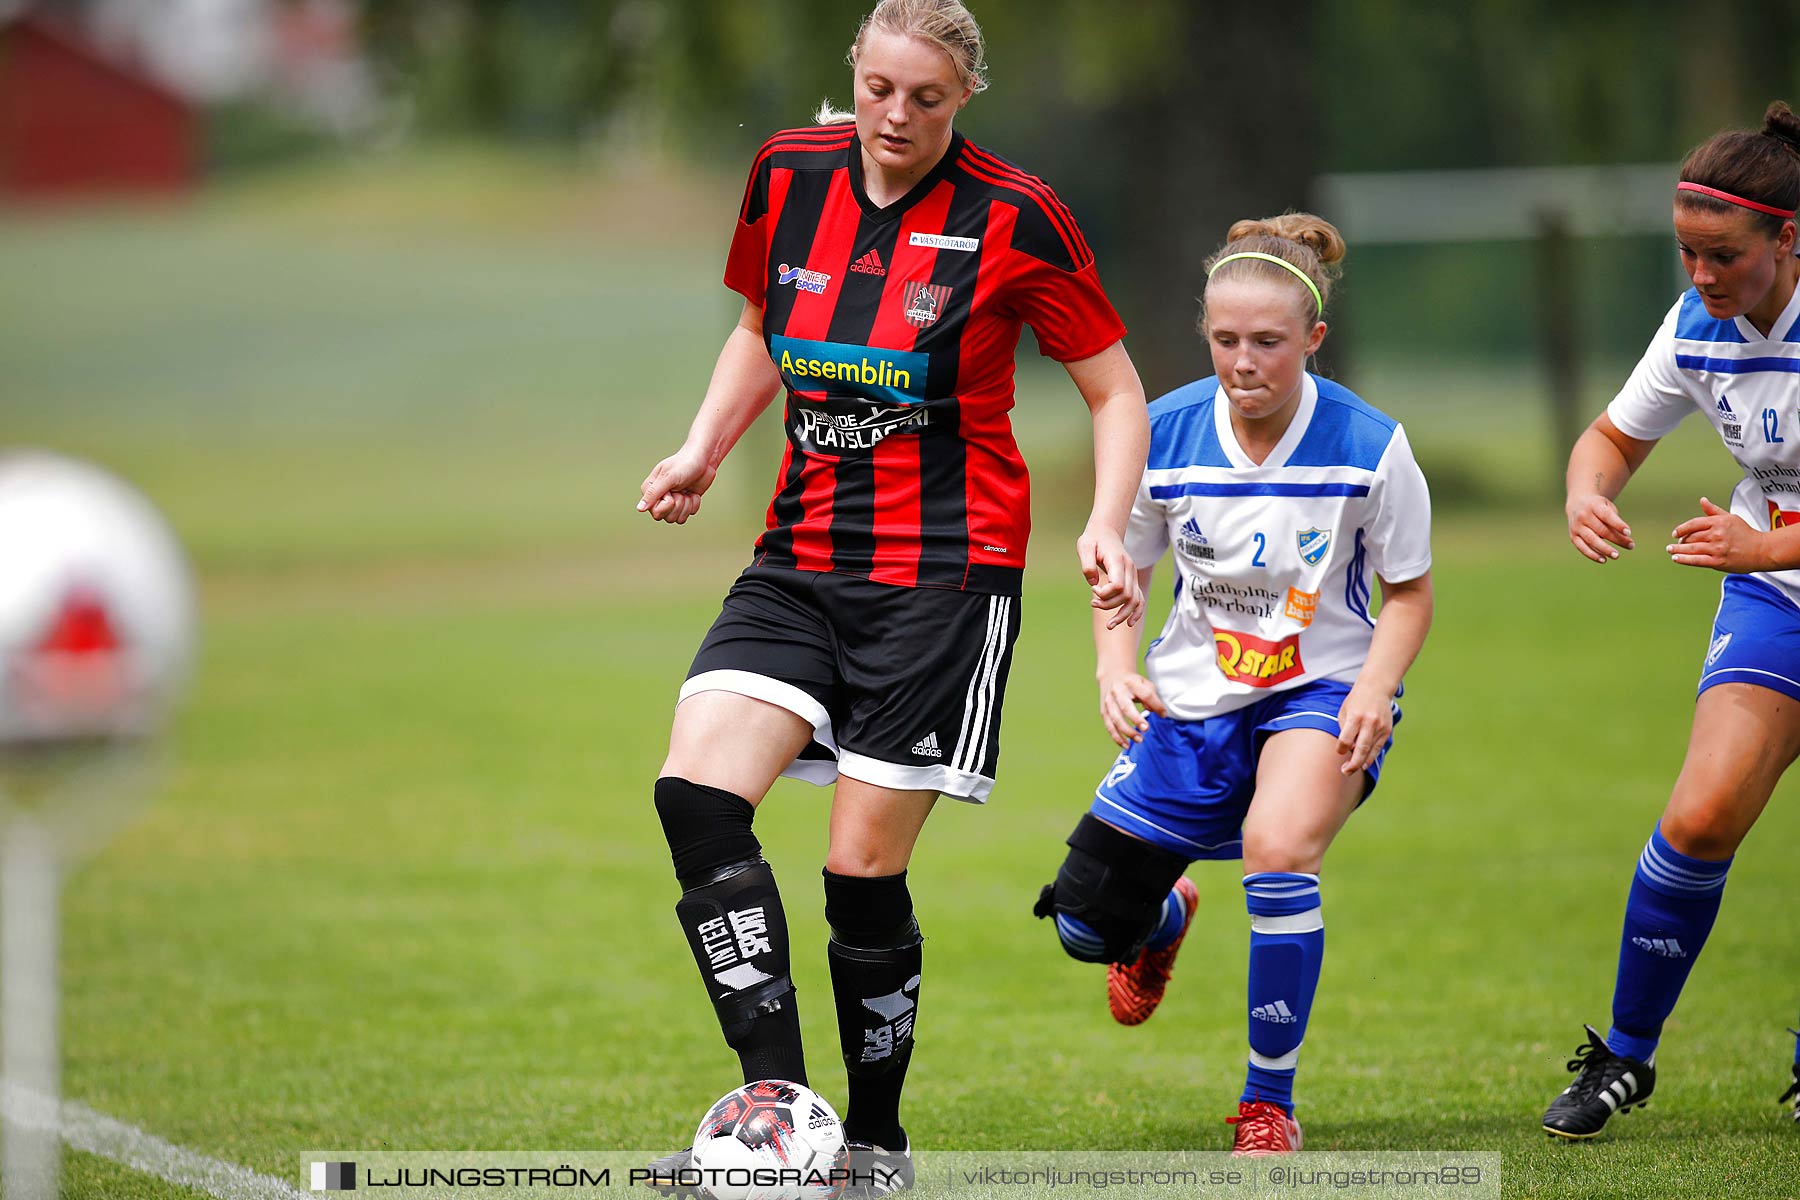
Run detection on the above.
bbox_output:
[1543,1024,1656,1140]
[641,1147,695,1197]
[841,1130,913,1198]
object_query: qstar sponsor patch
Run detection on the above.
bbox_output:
[771,336,929,406]
[776,262,831,294]
[1213,628,1304,687]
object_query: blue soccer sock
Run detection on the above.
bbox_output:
[1242,872,1324,1113]
[1144,886,1189,951]
[1607,825,1732,1063]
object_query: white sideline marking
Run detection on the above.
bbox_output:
[1,1083,303,1200]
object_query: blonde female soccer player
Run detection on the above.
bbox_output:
[1542,101,1800,1141]
[1035,214,1434,1155]
[636,0,1148,1191]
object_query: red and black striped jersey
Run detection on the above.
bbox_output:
[725,124,1126,596]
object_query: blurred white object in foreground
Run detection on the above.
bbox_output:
[0,451,193,749]
[0,451,195,1200]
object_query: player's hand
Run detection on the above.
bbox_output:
[1668,497,1768,573]
[1097,669,1167,747]
[637,445,717,525]
[1566,492,1634,562]
[1334,681,1393,776]
[1079,524,1144,629]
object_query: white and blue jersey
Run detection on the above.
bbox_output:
[1090,373,1432,859]
[1608,285,1800,700]
[1124,373,1433,721]
[1608,285,1800,605]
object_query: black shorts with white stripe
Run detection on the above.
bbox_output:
[681,566,1021,802]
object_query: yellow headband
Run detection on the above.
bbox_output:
[1207,251,1322,318]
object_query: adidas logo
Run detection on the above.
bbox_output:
[910,731,942,758]
[1631,936,1687,958]
[850,249,887,276]
[1251,999,1298,1024]
[1176,517,1214,562]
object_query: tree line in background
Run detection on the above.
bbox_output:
[351,0,1800,382]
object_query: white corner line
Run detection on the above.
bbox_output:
[2,1082,305,1200]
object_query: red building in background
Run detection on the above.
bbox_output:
[0,12,196,199]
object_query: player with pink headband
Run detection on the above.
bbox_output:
[1543,100,1800,1140]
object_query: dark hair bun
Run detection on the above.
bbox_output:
[1764,101,1800,156]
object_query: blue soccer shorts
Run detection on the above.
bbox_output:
[1697,575,1800,704]
[1087,677,1399,860]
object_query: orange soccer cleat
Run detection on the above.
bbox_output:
[1107,876,1198,1025]
[1227,1099,1303,1156]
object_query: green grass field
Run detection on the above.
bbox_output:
[3,153,1798,1199]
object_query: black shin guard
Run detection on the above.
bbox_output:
[656,777,806,1086]
[1034,813,1189,964]
[824,869,921,1147]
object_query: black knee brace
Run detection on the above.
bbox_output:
[656,777,798,1052]
[824,869,922,1079]
[1033,814,1188,964]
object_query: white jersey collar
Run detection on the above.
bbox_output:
[1735,280,1800,344]
[1213,373,1319,469]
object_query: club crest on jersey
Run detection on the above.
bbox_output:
[1175,517,1215,563]
[1296,527,1331,565]
[776,262,831,294]
[1214,628,1305,688]
[903,281,952,328]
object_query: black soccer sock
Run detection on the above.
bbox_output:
[824,868,921,1148]
[656,776,806,1086]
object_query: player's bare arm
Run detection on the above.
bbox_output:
[1336,571,1432,775]
[1092,563,1165,746]
[1565,412,1656,562]
[637,299,782,524]
[1065,340,1149,627]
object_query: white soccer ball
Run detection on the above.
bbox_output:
[688,1079,848,1200]
[0,452,194,750]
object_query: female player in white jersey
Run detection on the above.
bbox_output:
[1033,213,1434,1155]
[1541,101,1800,1140]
